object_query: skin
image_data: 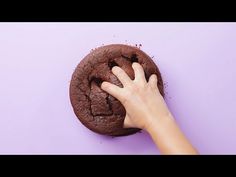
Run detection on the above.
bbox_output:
[101,62,198,155]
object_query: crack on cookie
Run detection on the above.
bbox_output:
[89,76,114,117]
[106,95,113,115]
[121,54,139,63]
[108,59,119,69]
[89,77,103,87]
[130,54,139,62]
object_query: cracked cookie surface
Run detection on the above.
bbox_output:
[69,44,164,136]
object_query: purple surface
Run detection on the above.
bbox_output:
[0,23,236,154]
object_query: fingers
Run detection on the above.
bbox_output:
[112,66,132,87]
[101,81,123,101]
[148,74,158,89]
[132,62,146,83]
[112,63,147,87]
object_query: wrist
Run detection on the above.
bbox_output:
[144,112,174,133]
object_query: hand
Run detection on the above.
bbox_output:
[101,62,171,131]
[101,62,198,154]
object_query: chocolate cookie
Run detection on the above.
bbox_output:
[69,44,164,136]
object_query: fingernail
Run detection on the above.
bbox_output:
[112,66,118,72]
[132,62,139,67]
[101,81,106,87]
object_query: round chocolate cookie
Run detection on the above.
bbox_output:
[69,44,164,136]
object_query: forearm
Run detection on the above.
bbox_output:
[146,114,198,155]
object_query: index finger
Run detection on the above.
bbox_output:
[101,81,124,101]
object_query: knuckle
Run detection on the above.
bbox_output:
[149,82,157,90]
[120,91,131,104]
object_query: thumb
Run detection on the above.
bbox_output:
[123,114,132,128]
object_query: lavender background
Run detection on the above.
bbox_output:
[0,23,236,154]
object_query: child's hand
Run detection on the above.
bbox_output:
[101,62,171,131]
